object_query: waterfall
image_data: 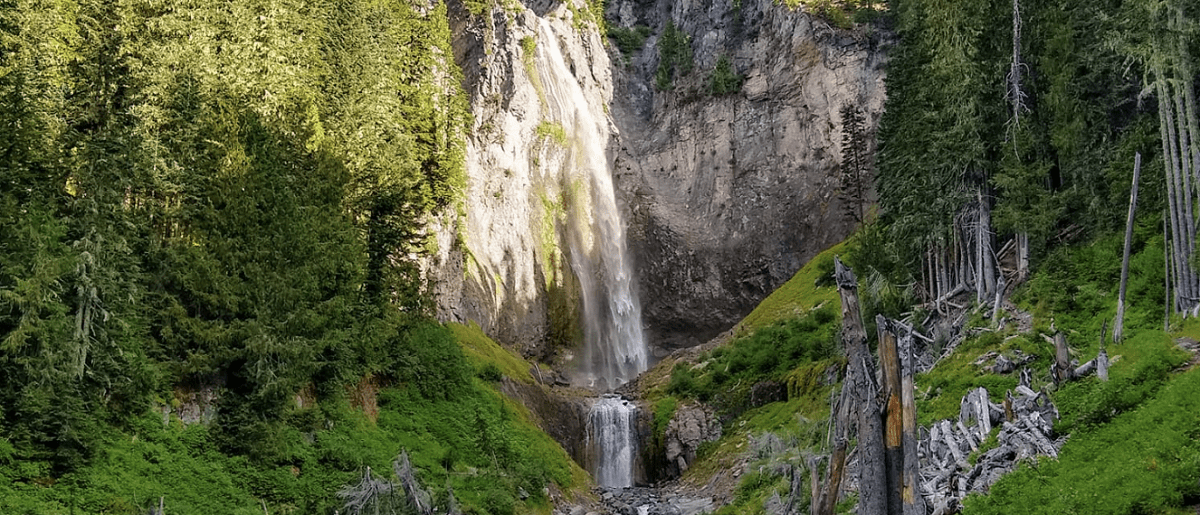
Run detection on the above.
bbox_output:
[532,19,646,487]
[589,395,638,488]
[533,19,648,390]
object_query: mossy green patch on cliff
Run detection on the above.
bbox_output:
[521,35,538,60]
[463,0,496,16]
[652,397,679,447]
[536,121,569,147]
[778,0,881,29]
[784,359,844,401]
[736,240,846,334]
[520,36,547,109]
[536,191,567,283]
[451,321,536,384]
[534,190,582,354]
[564,0,606,33]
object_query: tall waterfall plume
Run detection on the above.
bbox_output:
[533,19,647,390]
[532,18,646,488]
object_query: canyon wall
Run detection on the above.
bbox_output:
[432,0,888,362]
[609,0,889,352]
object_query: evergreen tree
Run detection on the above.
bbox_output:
[0,0,472,469]
[839,103,871,225]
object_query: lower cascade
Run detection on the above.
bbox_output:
[589,395,638,488]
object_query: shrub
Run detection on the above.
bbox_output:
[708,55,743,95]
[667,364,699,397]
[519,36,537,57]
[666,305,838,408]
[535,121,568,147]
[607,25,651,59]
[477,362,503,382]
[1055,331,1189,433]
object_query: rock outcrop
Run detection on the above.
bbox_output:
[663,402,723,476]
[595,486,715,515]
[499,379,595,466]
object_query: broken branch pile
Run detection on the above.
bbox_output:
[919,374,1062,515]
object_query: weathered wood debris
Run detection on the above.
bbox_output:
[803,261,1081,515]
[919,374,1063,515]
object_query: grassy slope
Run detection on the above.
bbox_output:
[0,326,584,515]
[736,240,846,334]
[965,332,1199,514]
[909,225,1200,514]
[452,321,537,384]
[642,241,847,514]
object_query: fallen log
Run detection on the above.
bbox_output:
[1070,349,1111,381]
[917,375,1064,509]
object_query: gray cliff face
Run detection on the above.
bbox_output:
[434,0,888,360]
[437,0,618,363]
[609,0,889,352]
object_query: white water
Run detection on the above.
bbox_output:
[589,395,638,488]
[532,19,646,488]
[533,19,647,390]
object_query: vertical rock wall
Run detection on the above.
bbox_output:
[434,0,888,360]
[438,0,619,363]
[609,0,890,352]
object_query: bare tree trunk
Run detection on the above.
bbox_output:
[1115,152,1142,343]
[898,326,925,515]
[1053,332,1072,385]
[938,246,949,304]
[952,230,960,292]
[816,387,850,515]
[1008,0,1024,128]
[1166,211,1173,330]
[878,316,904,514]
[1159,73,1193,314]
[1017,232,1029,282]
[809,456,822,515]
[974,200,984,304]
[992,274,1007,326]
[920,251,929,303]
[926,248,937,303]
[957,223,969,291]
[834,258,886,515]
[1179,9,1200,185]
[979,190,996,300]
[1170,80,1198,306]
